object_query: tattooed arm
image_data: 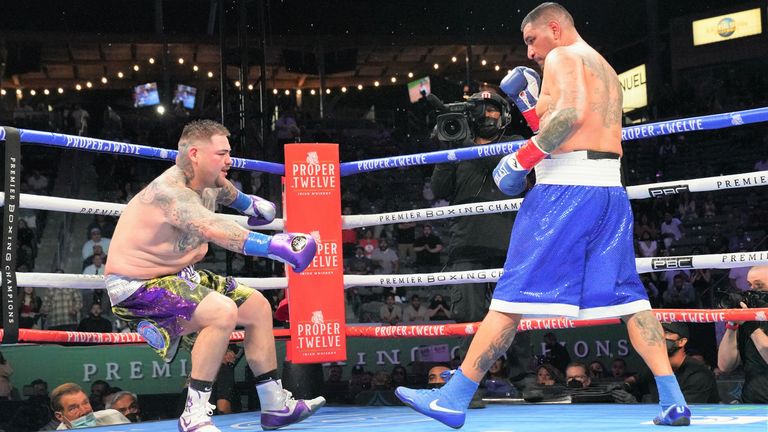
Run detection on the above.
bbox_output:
[147,180,249,253]
[536,48,587,153]
[214,178,240,206]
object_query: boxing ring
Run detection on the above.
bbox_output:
[2,106,768,431]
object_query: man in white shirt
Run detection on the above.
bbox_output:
[402,295,430,323]
[371,238,399,274]
[83,254,106,275]
[660,212,683,249]
[82,228,111,260]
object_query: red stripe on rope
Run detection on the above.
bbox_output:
[2,308,763,344]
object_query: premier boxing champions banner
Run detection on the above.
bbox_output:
[284,144,346,363]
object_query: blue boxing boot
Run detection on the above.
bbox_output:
[395,368,478,429]
[653,375,691,426]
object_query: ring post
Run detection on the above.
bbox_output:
[283,144,347,363]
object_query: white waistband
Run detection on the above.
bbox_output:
[104,274,145,305]
[535,153,622,186]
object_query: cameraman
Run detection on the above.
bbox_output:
[717,265,768,403]
[430,90,523,325]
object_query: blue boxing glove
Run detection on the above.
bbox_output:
[228,190,276,226]
[493,136,548,196]
[500,66,541,134]
[242,231,317,273]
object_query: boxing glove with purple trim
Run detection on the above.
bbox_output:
[500,66,541,134]
[242,232,317,273]
[228,190,276,226]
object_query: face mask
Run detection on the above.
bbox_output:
[665,339,681,356]
[475,116,501,139]
[69,412,98,428]
[125,413,141,422]
[426,383,444,389]
[567,379,583,389]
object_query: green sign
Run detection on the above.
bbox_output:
[2,326,640,394]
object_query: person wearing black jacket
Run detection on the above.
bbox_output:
[430,90,524,325]
[625,323,720,403]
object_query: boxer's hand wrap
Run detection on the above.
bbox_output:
[242,231,317,273]
[500,66,541,133]
[229,191,276,226]
[493,137,548,196]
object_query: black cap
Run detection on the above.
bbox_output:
[662,322,689,339]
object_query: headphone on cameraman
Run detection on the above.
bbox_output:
[468,91,512,131]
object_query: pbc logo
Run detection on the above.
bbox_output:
[648,185,689,198]
[651,256,694,270]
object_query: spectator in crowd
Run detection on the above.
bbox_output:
[379,293,402,325]
[213,344,241,414]
[391,365,409,388]
[88,380,110,412]
[83,254,106,276]
[42,287,83,331]
[662,274,697,309]
[676,190,697,221]
[633,213,658,240]
[728,227,754,252]
[396,221,417,266]
[565,362,593,389]
[542,332,571,374]
[427,364,451,388]
[19,286,43,329]
[77,303,113,333]
[427,294,452,321]
[412,224,443,273]
[371,238,399,274]
[274,110,300,146]
[706,224,729,254]
[611,358,632,380]
[402,295,430,323]
[641,274,661,308]
[536,363,564,386]
[588,360,607,380]
[358,229,379,259]
[345,246,373,275]
[9,378,54,430]
[83,245,107,270]
[105,391,141,422]
[482,358,516,397]
[659,212,683,249]
[323,365,349,404]
[625,323,719,403]
[636,231,658,258]
[81,228,111,261]
[689,256,713,307]
[50,382,129,428]
[26,169,50,195]
[717,265,768,403]
[0,352,14,400]
[71,105,90,136]
[86,215,117,239]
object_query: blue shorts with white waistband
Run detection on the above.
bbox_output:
[490,184,650,319]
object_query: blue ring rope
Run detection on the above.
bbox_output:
[2,106,767,177]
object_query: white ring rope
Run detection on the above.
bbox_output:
[0,192,285,231]
[18,249,768,290]
[344,170,768,228]
[4,170,766,231]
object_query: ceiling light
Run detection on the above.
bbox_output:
[149,58,155,64]
[133,64,140,71]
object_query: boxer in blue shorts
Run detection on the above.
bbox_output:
[105,120,324,431]
[395,3,690,428]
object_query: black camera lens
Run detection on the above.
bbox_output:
[443,119,462,138]
[718,292,746,309]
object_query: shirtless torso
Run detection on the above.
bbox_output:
[105,166,240,279]
[535,41,624,156]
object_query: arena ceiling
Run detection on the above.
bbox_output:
[1,0,757,93]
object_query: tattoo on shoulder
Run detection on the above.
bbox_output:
[581,53,623,128]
